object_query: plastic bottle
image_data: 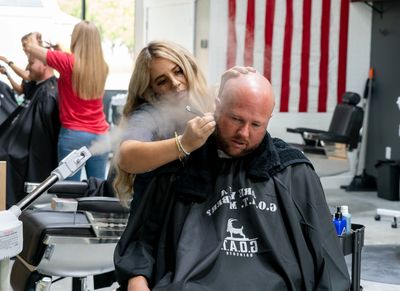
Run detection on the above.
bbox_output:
[341,205,351,235]
[333,206,346,236]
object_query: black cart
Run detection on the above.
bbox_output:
[339,223,365,291]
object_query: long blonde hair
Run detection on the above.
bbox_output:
[113,40,214,203]
[70,21,108,100]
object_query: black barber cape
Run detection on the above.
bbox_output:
[0,80,17,125]
[115,134,350,291]
[0,77,60,208]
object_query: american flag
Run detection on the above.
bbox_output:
[226,0,351,113]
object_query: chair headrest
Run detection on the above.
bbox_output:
[342,92,361,105]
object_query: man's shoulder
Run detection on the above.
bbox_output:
[270,137,313,172]
[40,77,58,93]
[28,77,58,103]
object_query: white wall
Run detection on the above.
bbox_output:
[134,0,196,56]
[194,0,210,79]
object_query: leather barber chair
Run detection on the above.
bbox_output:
[287,92,364,176]
[10,179,129,291]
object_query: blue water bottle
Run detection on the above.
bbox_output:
[333,206,346,236]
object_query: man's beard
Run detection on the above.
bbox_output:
[215,124,258,158]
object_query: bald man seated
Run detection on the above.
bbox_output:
[114,69,351,291]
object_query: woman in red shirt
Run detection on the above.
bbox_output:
[25,21,109,181]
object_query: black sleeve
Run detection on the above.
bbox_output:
[114,173,176,289]
[37,91,60,146]
[288,164,351,290]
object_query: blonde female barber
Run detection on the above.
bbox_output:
[114,40,216,203]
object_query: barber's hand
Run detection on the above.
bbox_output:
[229,66,257,75]
[34,32,43,45]
[26,32,42,46]
[51,43,63,51]
[217,66,257,97]
[180,113,216,154]
[127,276,150,291]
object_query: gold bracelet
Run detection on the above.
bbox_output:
[177,136,190,156]
[8,61,14,66]
[174,132,184,162]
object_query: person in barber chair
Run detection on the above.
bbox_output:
[114,71,350,291]
[0,54,60,208]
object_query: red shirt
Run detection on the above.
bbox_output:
[46,50,109,134]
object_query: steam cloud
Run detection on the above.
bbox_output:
[88,124,126,156]
[88,100,207,156]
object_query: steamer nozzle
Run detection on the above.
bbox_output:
[16,146,92,211]
[52,146,92,181]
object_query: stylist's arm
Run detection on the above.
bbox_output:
[128,275,150,291]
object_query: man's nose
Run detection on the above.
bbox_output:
[237,123,250,138]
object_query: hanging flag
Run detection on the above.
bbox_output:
[226,0,350,113]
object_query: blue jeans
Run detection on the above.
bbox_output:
[58,127,109,181]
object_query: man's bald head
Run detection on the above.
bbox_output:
[217,71,275,119]
[215,71,275,157]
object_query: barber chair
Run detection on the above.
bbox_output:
[10,172,128,290]
[287,92,364,176]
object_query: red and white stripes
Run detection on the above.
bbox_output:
[226,0,350,113]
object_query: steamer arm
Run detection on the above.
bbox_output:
[0,146,91,260]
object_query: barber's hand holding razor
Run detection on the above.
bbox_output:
[180,113,216,154]
[128,276,150,291]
